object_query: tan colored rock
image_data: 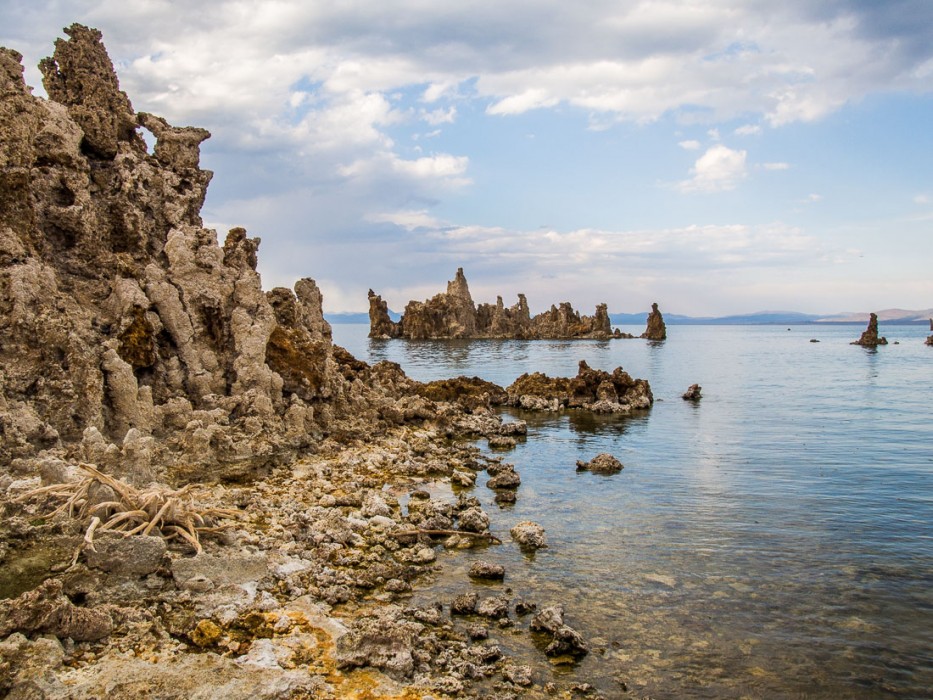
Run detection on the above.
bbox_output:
[369,268,625,340]
[641,302,667,340]
[851,312,888,347]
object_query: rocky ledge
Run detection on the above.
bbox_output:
[369,268,630,340]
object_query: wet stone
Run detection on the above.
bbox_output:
[469,561,505,581]
[451,592,479,615]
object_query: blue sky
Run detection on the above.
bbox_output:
[3,1,932,315]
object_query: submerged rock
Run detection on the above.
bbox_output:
[369,268,625,340]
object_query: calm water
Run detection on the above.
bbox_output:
[333,323,933,698]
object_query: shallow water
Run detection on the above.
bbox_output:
[333,323,933,698]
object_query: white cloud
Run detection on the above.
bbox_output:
[678,145,748,193]
[735,124,762,136]
[366,210,443,230]
[762,162,790,170]
[486,88,559,115]
[914,194,930,205]
[421,106,456,125]
[678,139,701,150]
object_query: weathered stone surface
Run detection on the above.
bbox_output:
[682,383,702,400]
[851,313,888,347]
[641,302,667,340]
[0,24,464,482]
[530,604,589,658]
[0,579,112,641]
[334,606,424,679]
[507,360,653,413]
[510,521,547,550]
[370,268,625,340]
[83,532,166,576]
[575,453,624,475]
[469,561,506,581]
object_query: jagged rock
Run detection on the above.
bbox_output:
[369,268,625,340]
[529,604,589,659]
[507,360,653,412]
[0,24,470,482]
[851,313,888,347]
[334,606,423,678]
[510,521,547,550]
[641,302,667,340]
[0,579,113,641]
[575,453,624,475]
[451,592,479,615]
[926,335,933,346]
[682,383,702,400]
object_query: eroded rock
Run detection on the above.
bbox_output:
[370,268,626,340]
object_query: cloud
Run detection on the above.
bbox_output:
[914,194,930,205]
[735,124,762,136]
[678,139,701,150]
[762,162,790,170]
[678,145,748,192]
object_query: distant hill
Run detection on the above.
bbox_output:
[814,308,933,324]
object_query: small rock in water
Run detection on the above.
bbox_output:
[575,453,623,475]
[451,592,479,615]
[510,521,547,550]
[682,383,702,400]
[469,561,506,581]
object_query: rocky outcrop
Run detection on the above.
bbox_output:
[851,313,888,347]
[682,383,702,400]
[506,360,653,412]
[640,302,667,340]
[369,268,625,340]
[575,453,624,475]
[0,25,450,483]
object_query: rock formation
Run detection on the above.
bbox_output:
[0,26,650,697]
[0,24,466,484]
[506,360,653,413]
[641,302,667,340]
[682,384,702,400]
[369,268,626,340]
[851,313,888,347]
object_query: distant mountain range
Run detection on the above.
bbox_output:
[326,308,933,326]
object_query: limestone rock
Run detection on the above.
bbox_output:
[506,360,653,412]
[851,313,888,347]
[369,268,625,340]
[510,521,547,550]
[575,453,624,475]
[640,302,667,340]
[682,383,702,400]
[0,579,112,641]
[0,24,455,482]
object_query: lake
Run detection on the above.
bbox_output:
[332,322,933,698]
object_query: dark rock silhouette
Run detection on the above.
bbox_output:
[369,268,626,340]
[851,313,888,347]
[640,302,667,340]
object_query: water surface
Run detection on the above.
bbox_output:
[334,323,933,698]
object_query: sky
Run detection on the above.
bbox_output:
[2,1,932,316]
